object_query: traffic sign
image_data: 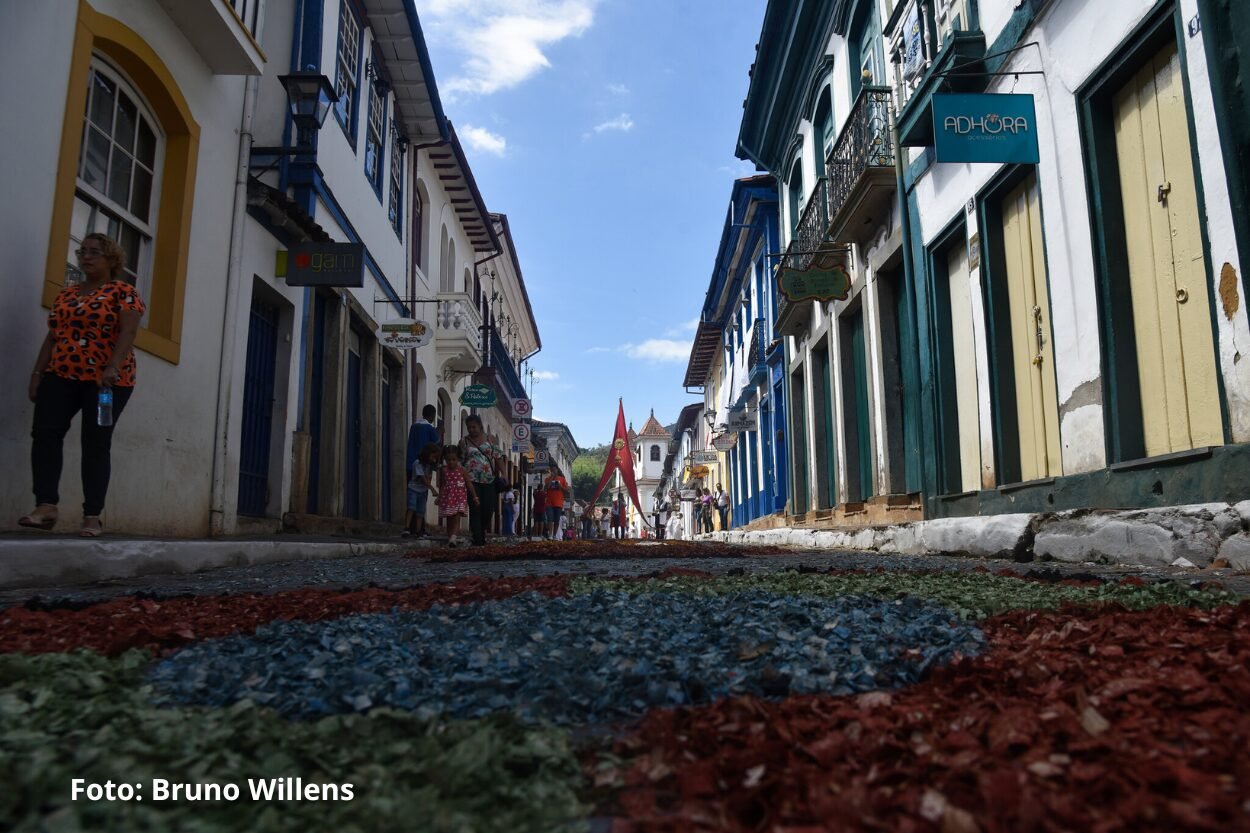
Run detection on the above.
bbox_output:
[512,398,532,419]
[512,423,532,443]
[533,449,550,470]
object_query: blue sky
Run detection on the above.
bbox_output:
[416,0,767,447]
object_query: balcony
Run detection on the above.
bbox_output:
[485,326,528,404]
[774,179,830,337]
[898,30,988,146]
[748,319,768,384]
[434,292,483,376]
[156,0,265,75]
[825,86,897,245]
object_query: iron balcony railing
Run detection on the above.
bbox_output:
[825,86,896,221]
[229,0,262,37]
[786,177,831,271]
[748,318,767,380]
[488,325,528,401]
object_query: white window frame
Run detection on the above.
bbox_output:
[335,2,361,129]
[71,57,164,324]
[365,82,385,187]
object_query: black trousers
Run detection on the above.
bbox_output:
[468,480,498,545]
[31,374,133,516]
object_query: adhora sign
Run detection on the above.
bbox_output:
[932,94,1040,164]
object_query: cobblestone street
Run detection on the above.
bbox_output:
[3,539,1248,831]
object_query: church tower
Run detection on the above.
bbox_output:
[635,410,672,483]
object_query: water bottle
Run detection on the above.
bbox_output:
[97,387,114,427]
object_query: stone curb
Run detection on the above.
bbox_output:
[697,501,1250,569]
[0,538,415,591]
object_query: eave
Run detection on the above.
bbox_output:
[437,123,500,254]
[363,0,449,143]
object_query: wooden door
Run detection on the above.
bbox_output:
[1114,41,1222,456]
[947,243,981,492]
[1001,173,1062,480]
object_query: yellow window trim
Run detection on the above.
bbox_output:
[43,0,201,366]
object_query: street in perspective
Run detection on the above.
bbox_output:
[2,0,1250,831]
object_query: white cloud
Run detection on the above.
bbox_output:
[607,83,629,95]
[585,346,612,354]
[422,1,598,98]
[460,125,507,156]
[591,113,634,134]
[532,370,560,381]
[621,339,689,363]
[664,317,700,338]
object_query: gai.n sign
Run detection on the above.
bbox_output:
[932,93,1040,164]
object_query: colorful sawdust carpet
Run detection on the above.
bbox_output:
[1,567,1246,832]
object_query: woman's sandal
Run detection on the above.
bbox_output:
[79,516,104,538]
[18,505,57,530]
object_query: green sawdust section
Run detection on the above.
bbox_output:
[0,651,588,833]
[572,572,1236,619]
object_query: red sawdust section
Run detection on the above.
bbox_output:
[598,601,1250,833]
[0,575,571,656]
[411,539,794,563]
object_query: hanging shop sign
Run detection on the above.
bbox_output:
[376,318,431,350]
[902,4,925,80]
[711,433,737,452]
[727,408,757,433]
[778,252,852,303]
[932,93,1040,164]
[679,490,699,501]
[459,384,497,408]
[691,450,720,464]
[278,242,365,287]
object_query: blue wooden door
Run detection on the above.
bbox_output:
[773,377,788,513]
[238,297,279,517]
[381,367,392,522]
[344,336,362,519]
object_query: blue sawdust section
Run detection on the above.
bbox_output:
[150,590,983,724]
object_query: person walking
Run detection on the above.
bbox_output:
[460,415,502,547]
[715,483,730,532]
[501,482,517,537]
[612,491,627,540]
[403,443,440,538]
[571,500,584,540]
[404,405,440,534]
[543,467,569,541]
[20,233,144,537]
[436,445,474,547]
[665,506,684,541]
[531,486,546,540]
[599,506,611,539]
[700,488,714,535]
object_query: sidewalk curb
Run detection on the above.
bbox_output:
[0,538,413,591]
[697,501,1250,569]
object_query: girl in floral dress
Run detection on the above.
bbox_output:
[436,445,476,547]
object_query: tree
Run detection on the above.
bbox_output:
[571,444,610,502]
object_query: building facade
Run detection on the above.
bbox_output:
[4,0,550,538]
[734,0,1250,528]
[684,176,788,531]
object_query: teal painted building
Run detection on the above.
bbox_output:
[735,0,1250,529]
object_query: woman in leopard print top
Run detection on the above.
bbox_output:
[19,233,145,536]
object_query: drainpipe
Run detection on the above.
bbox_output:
[209,1,266,537]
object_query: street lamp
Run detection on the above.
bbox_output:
[279,71,338,148]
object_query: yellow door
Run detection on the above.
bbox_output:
[1001,173,1062,480]
[1114,41,1223,456]
[947,242,981,492]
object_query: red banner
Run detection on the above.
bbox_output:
[588,400,649,525]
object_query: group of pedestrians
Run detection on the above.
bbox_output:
[403,408,508,548]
